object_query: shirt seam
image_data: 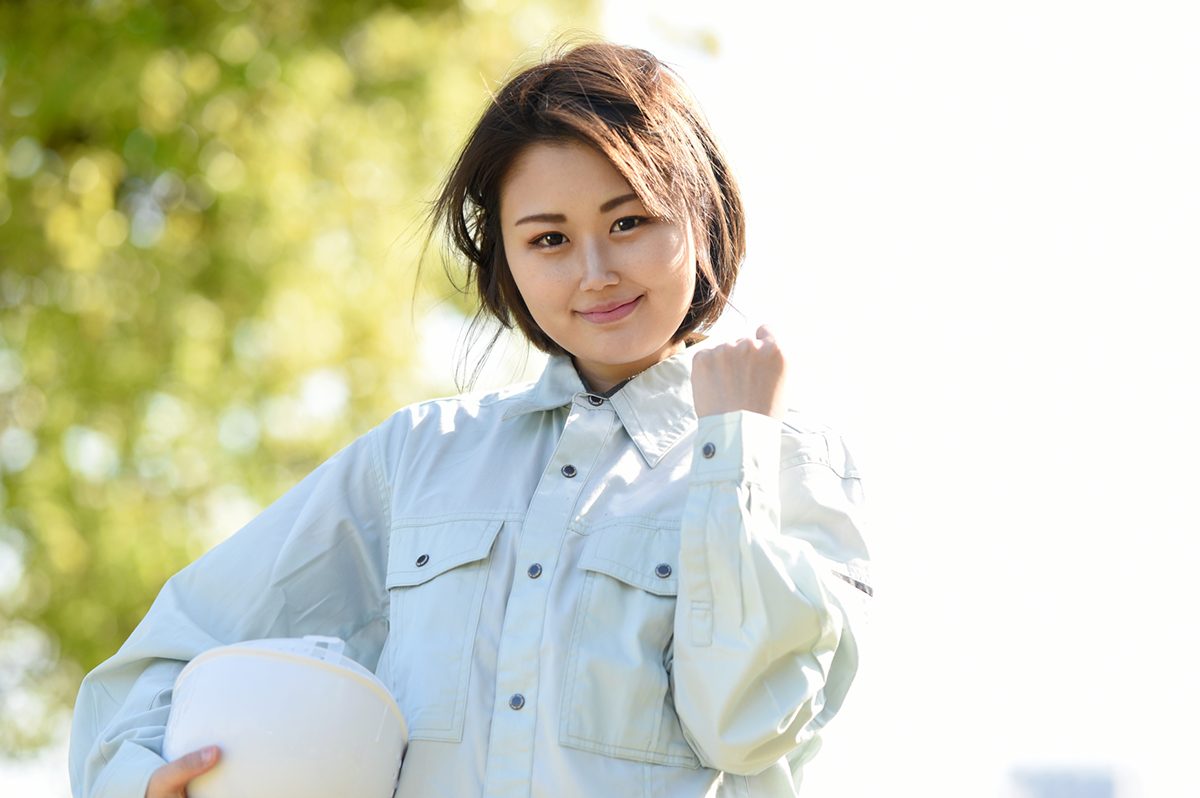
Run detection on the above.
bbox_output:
[367,427,393,532]
[779,457,862,481]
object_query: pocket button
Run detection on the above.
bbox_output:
[654,563,672,579]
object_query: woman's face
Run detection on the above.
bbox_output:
[499,140,697,394]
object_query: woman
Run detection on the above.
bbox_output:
[69,40,872,798]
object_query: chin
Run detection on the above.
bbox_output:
[578,339,672,366]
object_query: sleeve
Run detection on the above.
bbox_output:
[67,424,396,798]
[672,409,872,776]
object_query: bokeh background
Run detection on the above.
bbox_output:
[2,1,1198,796]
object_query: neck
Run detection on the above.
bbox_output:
[572,341,687,394]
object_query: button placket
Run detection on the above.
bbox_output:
[483,405,619,791]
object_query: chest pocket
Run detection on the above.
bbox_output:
[560,523,701,769]
[383,516,504,742]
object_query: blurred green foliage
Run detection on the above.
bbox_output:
[0,0,593,756]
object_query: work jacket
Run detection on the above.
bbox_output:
[68,338,873,797]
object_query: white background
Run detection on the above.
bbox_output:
[8,2,1199,795]
[599,1,1200,795]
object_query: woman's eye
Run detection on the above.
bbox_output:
[532,232,566,248]
[612,216,645,233]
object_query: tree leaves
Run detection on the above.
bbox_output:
[0,0,589,755]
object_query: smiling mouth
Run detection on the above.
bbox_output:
[577,296,642,324]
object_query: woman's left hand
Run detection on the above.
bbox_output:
[691,324,789,420]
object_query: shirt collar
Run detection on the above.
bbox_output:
[501,341,714,468]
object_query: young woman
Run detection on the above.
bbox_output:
[69,40,872,798]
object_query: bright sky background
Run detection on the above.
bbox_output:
[8,2,1198,796]
[594,1,1199,796]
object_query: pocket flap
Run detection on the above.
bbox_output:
[386,517,504,587]
[578,524,680,596]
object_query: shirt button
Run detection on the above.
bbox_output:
[587,395,604,406]
[527,563,543,579]
[561,464,577,478]
[702,442,716,459]
[655,563,672,579]
[508,693,526,710]
[415,554,430,567]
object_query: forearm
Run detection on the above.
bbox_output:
[673,411,869,775]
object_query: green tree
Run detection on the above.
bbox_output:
[0,0,594,757]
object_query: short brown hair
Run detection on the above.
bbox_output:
[426,37,745,386]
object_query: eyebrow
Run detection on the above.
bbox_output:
[514,193,640,226]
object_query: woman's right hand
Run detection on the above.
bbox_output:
[145,746,221,798]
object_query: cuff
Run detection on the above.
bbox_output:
[90,739,167,798]
[690,410,781,490]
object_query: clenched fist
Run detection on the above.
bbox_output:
[691,324,788,420]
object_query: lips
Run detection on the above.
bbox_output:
[579,297,639,314]
[577,295,642,323]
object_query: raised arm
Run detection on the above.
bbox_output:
[672,410,871,775]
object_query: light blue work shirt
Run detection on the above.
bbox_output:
[68,338,872,797]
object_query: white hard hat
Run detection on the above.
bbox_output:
[163,635,407,798]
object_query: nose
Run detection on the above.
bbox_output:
[579,241,618,291]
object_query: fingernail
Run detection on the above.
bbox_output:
[202,747,216,764]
